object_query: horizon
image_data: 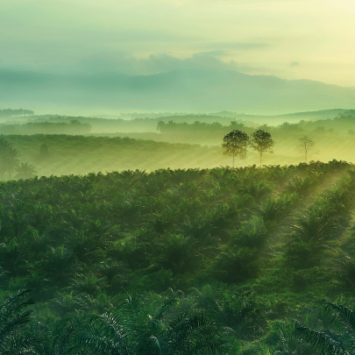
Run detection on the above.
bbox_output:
[1,0,355,86]
[2,0,355,113]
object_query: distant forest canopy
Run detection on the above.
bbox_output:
[0,108,34,117]
[1,107,355,123]
[0,108,354,136]
[156,114,355,142]
[0,120,91,135]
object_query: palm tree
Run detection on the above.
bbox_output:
[294,303,355,354]
[295,322,347,355]
[0,290,34,353]
[73,312,131,355]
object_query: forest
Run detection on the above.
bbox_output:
[1,161,355,353]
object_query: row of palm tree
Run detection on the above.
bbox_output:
[0,162,353,353]
[2,289,355,354]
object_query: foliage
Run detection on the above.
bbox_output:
[251,129,274,165]
[222,130,249,167]
[0,162,353,353]
[0,290,34,354]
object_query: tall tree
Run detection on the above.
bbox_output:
[299,136,314,162]
[222,130,249,168]
[251,129,274,165]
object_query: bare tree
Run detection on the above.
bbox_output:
[299,136,314,162]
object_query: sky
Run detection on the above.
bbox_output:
[1,0,355,86]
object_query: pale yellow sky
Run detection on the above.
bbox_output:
[1,0,355,85]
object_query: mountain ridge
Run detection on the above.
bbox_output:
[1,67,355,113]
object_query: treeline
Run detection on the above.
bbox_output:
[0,120,91,135]
[157,115,355,144]
[157,120,246,143]
[0,162,354,352]
[0,108,34,118]
[30,115,158,133]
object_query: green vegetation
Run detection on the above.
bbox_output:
[0,110,354,180]
[1,162,355,353]
[0,109,353,180]
[250,130,274,165]
[222,130,249,167]
[0,107,354,352]
[222,129,274,167]
[0,120,91,135]
[0,135,228,178]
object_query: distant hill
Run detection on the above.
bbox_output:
[1,68,355,113]
[0,108,34,120]
[1,109,354,135]
[234,109,355,125]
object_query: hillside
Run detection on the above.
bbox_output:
[3,135,229,177]
[0,108,353,135]
[0,118,354,181]
[1,162,355,353]
[1,68,355,113]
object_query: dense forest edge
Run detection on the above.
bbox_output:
[1,161,355,353]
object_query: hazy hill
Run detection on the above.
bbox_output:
[1,68,355,113]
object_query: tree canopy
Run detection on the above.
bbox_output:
[222,129,249,167]
[251,129,274,165]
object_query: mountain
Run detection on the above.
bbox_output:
[233,109,355,124]
[1,68,355,113]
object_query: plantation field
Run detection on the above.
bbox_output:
[3,124,355,180]
[1,162,355,353]
[5,135,230,176]
[1,111,354,177]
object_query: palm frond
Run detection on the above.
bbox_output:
[295,321,348,355]
[325,303,355,331]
